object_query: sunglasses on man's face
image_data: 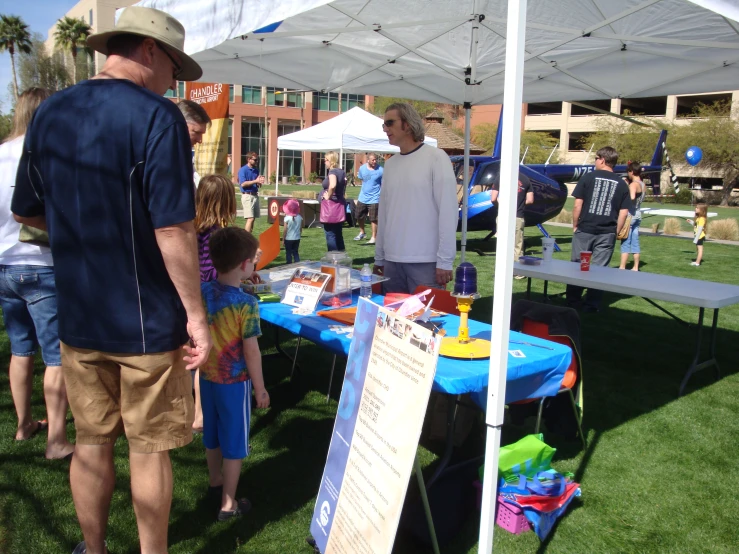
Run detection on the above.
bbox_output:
[156,42,182,80]
[382,119,399,128]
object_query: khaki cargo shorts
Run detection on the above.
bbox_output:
[241,193,260,219]
[61,342,194,453]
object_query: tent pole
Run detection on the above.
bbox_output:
[276,149,281,196]
[478,1,527,553]
[461,103,471,263]
[339,147,344,169]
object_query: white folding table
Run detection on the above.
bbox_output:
[514,260,739,395]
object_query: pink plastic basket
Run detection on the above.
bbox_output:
[473,481,531,535]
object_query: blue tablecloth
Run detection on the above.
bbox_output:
[259,294,571,404]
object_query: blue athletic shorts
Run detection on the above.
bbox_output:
[200,377,252,459]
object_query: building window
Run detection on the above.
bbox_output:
[341,94,364,111]
[266,87,282,106]
[313,153,327,178]
[241,119,266,175]
[242,85,262,104]
[164,89,175,98]
[178,81,185,98]
[286,91,303,108]
[89,9,93,26]
[229,85,234,103]
[316,92,340,112]
[278,123,302,178]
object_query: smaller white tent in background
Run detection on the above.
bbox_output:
[275,107,438,190]
[277,106,438,153]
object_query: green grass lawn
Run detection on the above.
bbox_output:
[1,212,738,553]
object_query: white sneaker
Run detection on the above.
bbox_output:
[368,237,376,244]
[354,232,366,241]
[690,261,700,266]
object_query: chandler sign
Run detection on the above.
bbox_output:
[185,82,230,176]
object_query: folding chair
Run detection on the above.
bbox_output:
[510,301,586,448]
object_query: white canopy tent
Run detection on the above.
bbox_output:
[274,106,437,191]
[132,1,739,551]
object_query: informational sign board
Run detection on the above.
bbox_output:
[310,298,440,554]
[184,82,230,176]
[281,268,332,312]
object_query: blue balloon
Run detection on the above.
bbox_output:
[685,146,703,166]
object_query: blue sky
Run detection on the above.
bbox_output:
[0,0,79,112]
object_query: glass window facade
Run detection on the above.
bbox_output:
[229,85,234,103]
[266,87,281,106]
[241,119,266,175]
[242,85,262,104]
[316,92,340,112]
[341,94,365,111]
[178,81,185,98]
[286,92,303,108]
[278,123,302,178]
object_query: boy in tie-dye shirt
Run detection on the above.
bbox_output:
[200,227,270,521]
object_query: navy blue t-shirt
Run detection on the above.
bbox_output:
[12,79,195,354]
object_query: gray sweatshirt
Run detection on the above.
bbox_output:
[374,144,458,270]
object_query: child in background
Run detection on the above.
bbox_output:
[193,174,237,432]
[687,203,707,266]
[283,198,303,264]
[195,174,237,283]
[200,227,270,521]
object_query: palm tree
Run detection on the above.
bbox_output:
[0,15,33,100]
[54,16,92,84]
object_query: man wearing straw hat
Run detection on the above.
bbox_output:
[12,6,210,554]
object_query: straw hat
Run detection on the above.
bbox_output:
[87,6,202,81]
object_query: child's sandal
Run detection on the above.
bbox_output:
[217,498,252,521]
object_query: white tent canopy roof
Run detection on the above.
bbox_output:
[276,106,437,153]
[135,0,739,105]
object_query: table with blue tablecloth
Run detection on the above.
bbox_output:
[259,293,572,404]
[259,292,571,487]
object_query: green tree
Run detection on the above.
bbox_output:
[0,14,33,100]
[520,131,560,164]
[0,112,12,142]
[585,102,738,206]
[471,122,497,154]
[54,16,92,84]
[583,111,664,164]
[666,101,739,206]
[18,34,71,94]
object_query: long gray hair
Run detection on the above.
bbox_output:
[385,102,425,143]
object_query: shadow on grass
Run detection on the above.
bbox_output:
[168,415,335,554]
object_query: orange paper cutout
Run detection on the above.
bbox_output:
[257,217,281,270]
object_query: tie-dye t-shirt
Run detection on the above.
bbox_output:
[201,280,261,384]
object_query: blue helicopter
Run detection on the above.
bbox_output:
[451,121,667,237]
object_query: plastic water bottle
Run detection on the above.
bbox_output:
[360,263,372,298]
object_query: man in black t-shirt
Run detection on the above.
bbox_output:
[566,146,631,312]
[493,172,534,273]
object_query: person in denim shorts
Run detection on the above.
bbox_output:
[0,88,74,460]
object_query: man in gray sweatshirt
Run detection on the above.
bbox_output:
[373,103,458,294]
